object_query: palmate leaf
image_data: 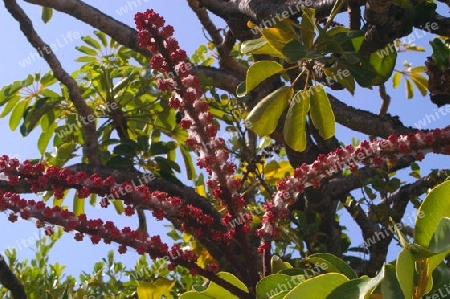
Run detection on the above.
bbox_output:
[410,73,428,96]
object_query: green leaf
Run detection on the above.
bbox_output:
[301,7,316,49]
[284,90,310,152]
[0,95,20,117]
[261,27,297,54]
[340,61,378,88]
[427,217,450,274]
[37,122,56,155]
[430,38,450,69]
[41,7,53,23]
[236,81,247,98]
[81,36,102,50]
[396,248,415,299]
[381,264,404,299]
[73,194,85,216]
[40,89,61,98]
[270,255,293,274]
[241,37,268,54]
[245,86,292,136]
[150,141,177,156]
[94,31,108,47]
[75,45,98,56]
[285,273,348,299]
[245,61,283,94]
[9,100,27,131]
[113,144,137,157]
[180,272,248,299]
[180,144,195,180]
[75,56,98,63]
[327,278,372,299]
[309,85,335,139]
[256,274,300,299]
[282,39,323,62]
[323,67,355,95]
[40,71,56,86]
[111,199,124,214]
[368,43,397,81]
[106,156,134,168]
[306,253,357,279]
[415,181,450,248]
[23,74,34,86]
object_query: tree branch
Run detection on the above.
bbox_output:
[187,0,248,76]
[0,255,27,299]
[4,0,101,164]
[328,94,414,137]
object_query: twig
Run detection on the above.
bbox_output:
[378,84,391,117]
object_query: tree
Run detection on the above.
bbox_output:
[1,0,450,298]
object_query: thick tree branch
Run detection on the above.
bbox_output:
[4,0,101,164]
[418,12,450,38]
[0,255,26,299]
[187,0,248,76]
[197,0,341,22]
[328,94,414,137]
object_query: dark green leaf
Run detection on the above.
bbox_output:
[113,144,137,157]
[106,156,134,168]
[429,38,450,70]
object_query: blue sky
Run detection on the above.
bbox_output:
[0,0,449,282]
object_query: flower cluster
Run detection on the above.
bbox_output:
[257,129,450,250]
[135,10,251,240]
[0,161,209,272]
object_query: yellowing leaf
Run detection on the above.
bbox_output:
[405,78,414,99]
[261,25,297,53]
[411,66,426,73]
[392,72,402,89]
[410,73,428,96]
[137,279,175,299]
